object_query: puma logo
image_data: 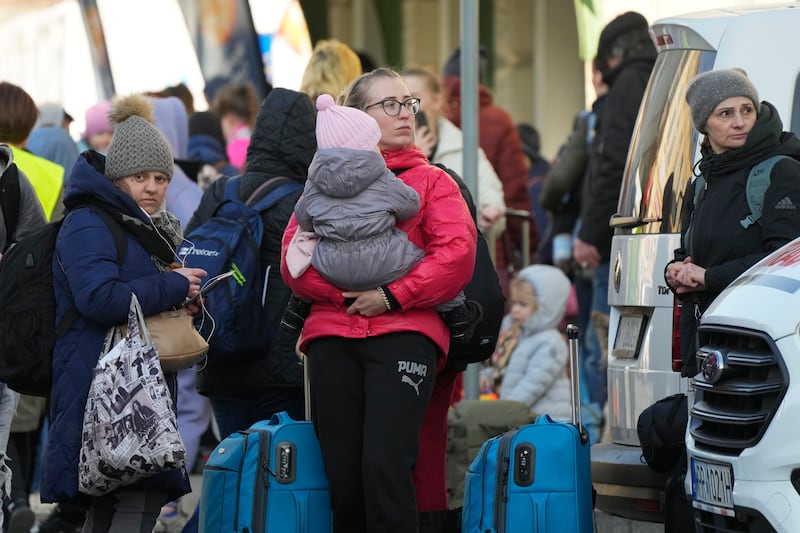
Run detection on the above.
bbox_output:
[398,360,428,377]
[401,375,423,396]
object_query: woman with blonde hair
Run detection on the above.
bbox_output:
[282,68,476,532]
[300,39,362,101]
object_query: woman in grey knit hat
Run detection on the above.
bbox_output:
[664,68,800,375]
[43,94,207,532]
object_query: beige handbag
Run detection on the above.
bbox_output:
[123,307,208,372]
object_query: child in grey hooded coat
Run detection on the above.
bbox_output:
[481,264,572,420]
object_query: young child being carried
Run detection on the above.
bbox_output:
[480,264,572,420]
[283,93,482,339]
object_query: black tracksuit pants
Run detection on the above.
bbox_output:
[306,333,437,533]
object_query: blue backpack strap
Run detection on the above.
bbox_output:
[741,155,789,229]
[222,176,241,203]
[249,180,303,212]
[583,110,597,146]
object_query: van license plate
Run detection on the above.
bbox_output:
[611,314,644,358]
[691,457,734,514]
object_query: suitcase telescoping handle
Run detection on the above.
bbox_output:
[304,357,311,421]
[566,324,583,437]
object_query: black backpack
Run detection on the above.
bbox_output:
[394,164,506,371]
[0,206,126,396]
[637,393,688,473]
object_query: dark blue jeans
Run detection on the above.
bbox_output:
[209,388,304,439]
[585,261,610,408]
[574,274,603,444]
[181,388,304,533]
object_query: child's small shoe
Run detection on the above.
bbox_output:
[442,300,484,343]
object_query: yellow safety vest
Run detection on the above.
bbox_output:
[10,146,64,221]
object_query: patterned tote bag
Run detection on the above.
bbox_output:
[78,293,186,496]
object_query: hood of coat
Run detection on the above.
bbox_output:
[513,264,571,334]
[602,48,657,87]
[188,133,227,166]
[63,150,149,224]
[245,88,317,182]
[307,148,387,198]
[26,128,80,177]
[152,96,189,159]
[441,76,495,129]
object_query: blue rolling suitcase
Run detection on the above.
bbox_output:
[199,363,332,532]
[462,324,594,533]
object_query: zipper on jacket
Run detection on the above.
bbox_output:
[252,430,271,533]
[495,429,518,532]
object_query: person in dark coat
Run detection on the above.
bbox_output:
[175,87,317,533]
[44,94,206,531]
[185,88,317,437]
[573,11,656,411]
[665,68,800,375]
[0,144,47,532]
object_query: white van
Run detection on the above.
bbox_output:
[690,238,800,532]
[685,239,800,533]
[590,3,800,524]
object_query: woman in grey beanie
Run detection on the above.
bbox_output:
[664,68,800,375]
[43,94,207,531]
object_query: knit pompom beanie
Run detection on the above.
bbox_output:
[105,94,174,180]
[315,94,381,151]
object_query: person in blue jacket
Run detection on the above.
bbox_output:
[42,94,206,532]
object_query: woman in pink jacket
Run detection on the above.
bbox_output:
[281,67,476,533]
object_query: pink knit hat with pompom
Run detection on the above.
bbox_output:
[315,94,381,151]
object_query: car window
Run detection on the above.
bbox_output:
[615,50,716,235]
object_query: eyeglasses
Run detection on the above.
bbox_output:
[363,98,421,116]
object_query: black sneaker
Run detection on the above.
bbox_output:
[280,295,312,334]
[442,300,484,343]
[6,499,34,533]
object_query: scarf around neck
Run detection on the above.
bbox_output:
[74,197,182,269]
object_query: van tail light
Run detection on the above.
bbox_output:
[672,297,682,372]
[655,33,674,46]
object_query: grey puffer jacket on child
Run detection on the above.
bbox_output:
[295,147,424,291]
[500,265,572,420]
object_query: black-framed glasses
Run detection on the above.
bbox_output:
[363,98,421,116]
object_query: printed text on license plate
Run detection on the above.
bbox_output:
[692,458,733,511]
